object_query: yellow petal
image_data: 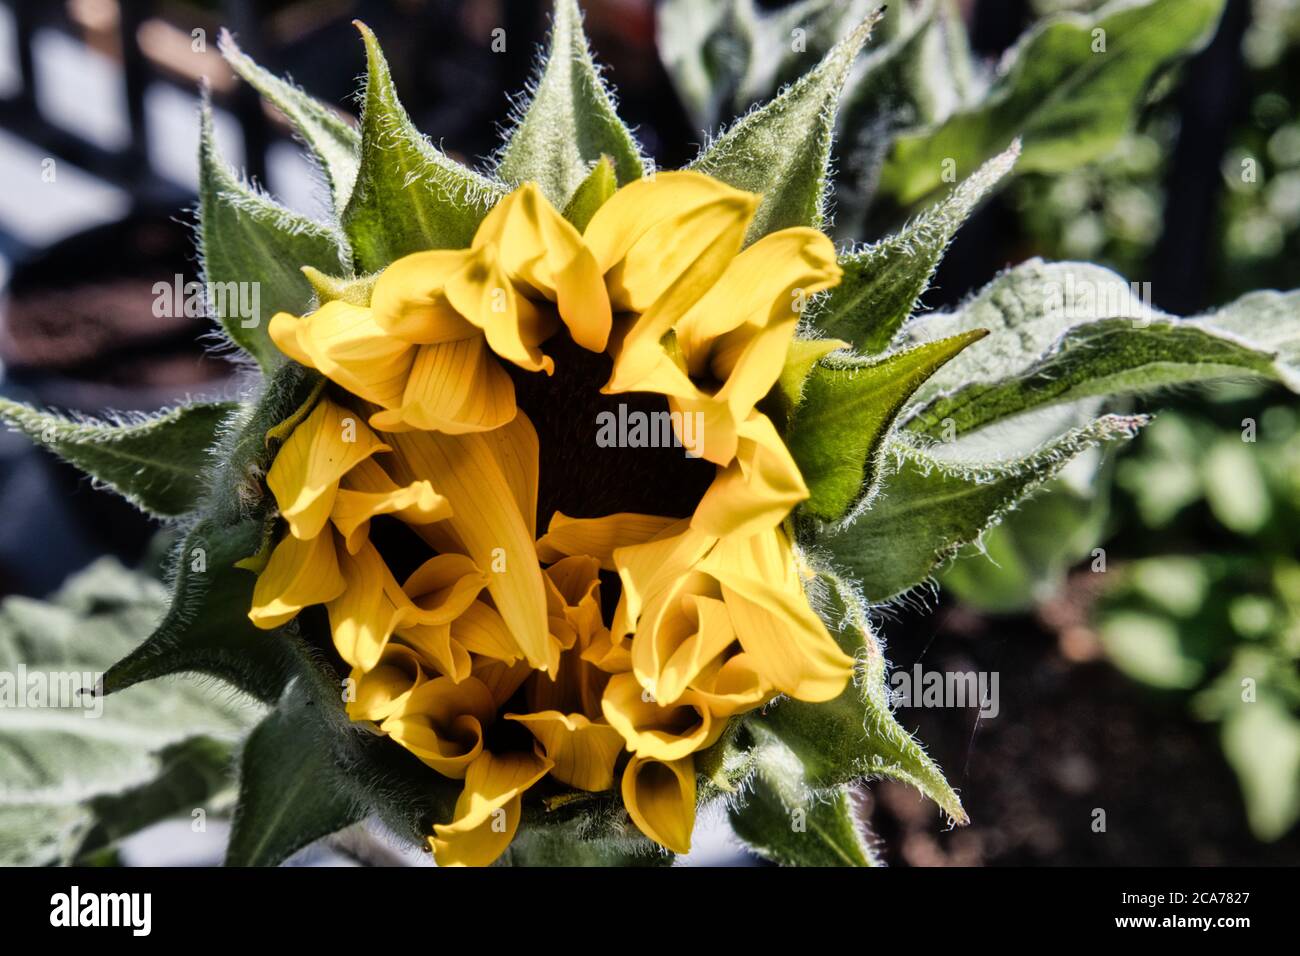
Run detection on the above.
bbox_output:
[402,553,489,625]
[472,656,533,708]
[610,518,715,637]
[268,312,314,366]
[368,337,518,435]
[702,530,853,702]
[330,457,452,553]
[326,539,417,671]
[387,430,557,673]
[398,623,472,683]
[429,750,553,866]
[600,671,719,761]
[481,411,540,539]
[443,243,556,374]
[621,755,695,854]
[583,171,757,312]
[248,529,345,629]
[690,412,809,538]
[381,676,496,779]
[581,629,633,674]
[689,652,772,718]
[267,397,390,539]
[536,511,678,570]
[452,601,523,663]
[346,643,426,722]
[369,249,480,344]
[289,301,415,408]
[505,711,625,791]
[474,182,612,352]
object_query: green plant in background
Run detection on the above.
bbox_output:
[0,0,1297,866]
[1095,385,1300,841]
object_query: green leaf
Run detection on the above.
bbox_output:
[218,29,360,213]
[0,560,260,866]
[0,397,236,518]
[1221,700,1300,842]
[226,678,363,866]
[691,10,882,241]
[819,415,1144,602]
[787,330,987,522]
[730,738,878,866]
[902,266,1300,439]
[751,571,967,821]
[816,142,1018,353]
[497,0,645,207]
[342,23,505,273]
[878,0,1225,205]
[199,103,348,370]
[561,155,618,232]
[504,820,669,867]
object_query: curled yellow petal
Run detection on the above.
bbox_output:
[452,601,523,663]
[689,652,771,718]
[600,671,719,761]
[630,583,735,707]
[330,457,452,553]
[621,754,695,855]
[481,411,540,539]
[690,412,809,539]
[326,539,417,671]
[369,249,480,344]
[248,528,345,630]
[443,243,555,374]
[346,643,427,722]
[381,676,496,779]
[279,301,415,409]
[610,518,715,638]
[505,710,625,791]
[402,553,488,625]
[429,750,553,866]
[702,530,853,703]
[368,337,517,435]
[267,397,390,539]
[399,623,473,683]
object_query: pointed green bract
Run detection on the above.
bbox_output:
[777,336,847,408]
[821,416,1145,602]
[0,561,259,865]
[0,397,235,518]
[787,330,987,522]
[226,678,364,866]
[301,266,377,308]
[817,143,1018,354]
[691,11,881,241]
[218,30,360,212]
[879,0,1226,204]
[730,739,878,867]
[561,155,618,232]
[342,23,504,272]
[752,572,967,822]
[498,0,645,206]
[199,104,348,370]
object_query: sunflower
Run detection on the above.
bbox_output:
[247,171,854,864]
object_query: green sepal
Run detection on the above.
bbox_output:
[497,0,646,206]
[561,155,618,232]
[301,266,378,308]
[342,22,505,272]
[199,102,348,370]
[0,397,236,518]
[691,10,882,241]
[816,142,1019,354]
[218,29,361,213]
[787,330,987,522]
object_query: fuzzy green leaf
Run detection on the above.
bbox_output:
[0,397,236,518]
[504,820,670,867]
[561,156,618,232]
[816,142,1018,353]
[0,560,259,866]
[878,0,1225,205]
[226,678,363,866]
[787,330,987,522]
[900,263,1300,441]
[218,30,360,212]
[199,104,348,370]
[751,571,966,821]
[498,0,645,206]
[730,738,878,867]
[342,23,504,272]
[691,11,881,241]
[820,415,1144,602]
